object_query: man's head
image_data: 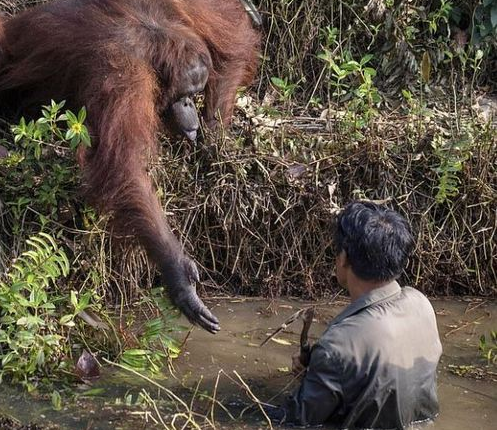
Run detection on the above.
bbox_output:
[334,201,414,289]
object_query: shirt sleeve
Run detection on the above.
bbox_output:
[283,344,343,426]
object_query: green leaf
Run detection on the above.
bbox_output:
[317,51,331,63]
[360,54,374,65]
[122,349,150,356]
[81,130,91,147]
[36,349,45,367]
[341,61,359,72]
[65,110,78,123]
[38,232,58,249]
[70,291,78,309]
[16,317,28,326]
[270,77,286,88]
[2,352,15,366]
[34,144,41,160]
[60,314,74,326]
[65,129,76,140]
[79,387,105,397]
[363,67,377,77]
[70,136,80,150]
[331,62,342,76]
[78,107,87,123]
[491,5,497,28]
[51,390,62,411]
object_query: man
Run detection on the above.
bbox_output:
[274,201,442,429]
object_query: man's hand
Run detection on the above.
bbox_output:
[292,352,306,376]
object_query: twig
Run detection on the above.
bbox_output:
[260,307,307,347]
[233,370,273,430]
[444,316,486,338]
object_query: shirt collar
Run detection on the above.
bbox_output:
[330,281,401,326]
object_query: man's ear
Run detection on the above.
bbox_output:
[337,250,349,268]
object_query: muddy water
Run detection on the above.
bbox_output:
[0,297,496,429]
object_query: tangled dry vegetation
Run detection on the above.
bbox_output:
[158,101,496,298]
[0,0,496,304]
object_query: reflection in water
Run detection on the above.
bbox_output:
[0,298,495,429]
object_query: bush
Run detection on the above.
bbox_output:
[0,0,495,311]
[0,102,183,390]
[255,0,496,104]
[0,232,73,390]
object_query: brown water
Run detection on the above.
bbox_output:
[0,297,496,429]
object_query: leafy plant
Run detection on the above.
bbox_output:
[427,0,453,35]
[316,25,381,131]
[319,46,381,130]
[472,0,497,44]
[1,100,91,223]
[270,76,299,103]
[479,330,497,364]
[120,287,183,373]
[0,229,180,390]
[1,102,185,391]
[401,89,431,119]
[432,132,472,204]
[0,232,73,390]
[11,100,90,155]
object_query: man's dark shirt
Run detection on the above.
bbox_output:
[284,282,442,429]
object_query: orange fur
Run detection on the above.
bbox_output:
[0,0,260,332]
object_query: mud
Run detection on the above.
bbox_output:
[0,297,495,429]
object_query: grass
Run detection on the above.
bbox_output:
[0,0,495,303]
[100,361,278,429]
[0,0,495,409]
[157,95,496,298]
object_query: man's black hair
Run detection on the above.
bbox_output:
[334,201,415,282]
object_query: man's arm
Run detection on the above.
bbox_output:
[283,344,343,426]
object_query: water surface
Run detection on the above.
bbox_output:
[1,297,495,429]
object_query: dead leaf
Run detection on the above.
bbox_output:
[270,338,293,346]
[75,350,100,381]
[421,51,431,84]
[278,304,293,309]
[0,145,8,158]
[286,164,308,181]
[77,310,109,330]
